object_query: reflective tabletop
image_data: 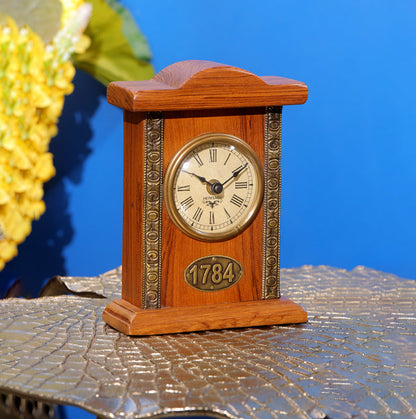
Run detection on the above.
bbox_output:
[0,265,415,418]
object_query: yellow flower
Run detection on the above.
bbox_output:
[0,2,91,270]
[34,152,56,181]
[0,240,17,270]
[0,186,10,205]
[61,0,86,28]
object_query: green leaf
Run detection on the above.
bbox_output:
[106,0,152,62]
[72,0,154,85]
[0,0,62,43]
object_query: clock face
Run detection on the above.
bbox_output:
[164,133,264,241]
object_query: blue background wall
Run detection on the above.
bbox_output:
[2,0,415,417]
[4,0,416,296]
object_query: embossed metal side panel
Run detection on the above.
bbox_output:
[143,112,164,309]
[263,106,282,299]
[0,265,415,418]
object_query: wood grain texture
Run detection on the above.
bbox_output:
[161,108,265,307]
[121,111,145,307]
[103,297,307,336]
[107,60,308,112]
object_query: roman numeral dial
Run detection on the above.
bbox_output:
[164,133,264,241]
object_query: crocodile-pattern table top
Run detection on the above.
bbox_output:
[0,265,415,418]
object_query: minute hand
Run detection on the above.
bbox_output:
[182,170,214,187]
[221,163,248,187]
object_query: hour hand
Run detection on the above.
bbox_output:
[182,170,213,186]
[221,163,248,187]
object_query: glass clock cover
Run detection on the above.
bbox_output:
[164,133,264,241]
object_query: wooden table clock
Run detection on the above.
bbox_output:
[103,60,308,335]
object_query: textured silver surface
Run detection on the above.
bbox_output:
[0,265,415,418]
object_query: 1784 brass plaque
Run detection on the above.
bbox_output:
[184,255,243,291]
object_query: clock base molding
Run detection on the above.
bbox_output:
[103,297,307,336]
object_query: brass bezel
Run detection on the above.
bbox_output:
[164,133,264,242]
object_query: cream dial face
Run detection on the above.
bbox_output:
[164,133,264,241]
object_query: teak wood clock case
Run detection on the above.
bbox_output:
[103,60,308,335]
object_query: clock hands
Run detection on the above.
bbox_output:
[182,162,248,196]
[182,169,223,194]
[182,170,214,187]
[220,163,248,188]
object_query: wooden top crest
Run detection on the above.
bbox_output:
[107,60,308,112]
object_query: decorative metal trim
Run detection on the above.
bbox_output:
[263,106,282,299]
[143,112,164,309]
[0,392,57,418]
